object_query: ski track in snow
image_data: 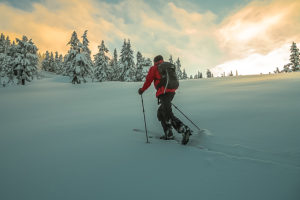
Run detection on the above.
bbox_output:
[134,128,300,169]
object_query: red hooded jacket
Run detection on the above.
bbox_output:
[140,60,176,97]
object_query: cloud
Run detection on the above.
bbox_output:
[211,43,291,76]
[0,0,299,76]
[216,0,300,59]
[211,0,300,76]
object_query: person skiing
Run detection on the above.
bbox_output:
[138,55,191,145]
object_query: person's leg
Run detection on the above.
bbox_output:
[157,93,174,139]
[168,94,191,144]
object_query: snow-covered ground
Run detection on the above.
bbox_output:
[0,72,300,200]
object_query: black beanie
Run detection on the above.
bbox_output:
[154,55,163,63]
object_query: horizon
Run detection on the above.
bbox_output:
[1,0,299,76]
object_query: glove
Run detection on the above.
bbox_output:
[138,88,144,95]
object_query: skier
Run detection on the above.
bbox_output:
[138,55,191,145]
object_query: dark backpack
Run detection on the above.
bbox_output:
[156,62,179,90]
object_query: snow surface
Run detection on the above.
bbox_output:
[0,72,300,200]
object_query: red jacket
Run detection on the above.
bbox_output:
[140,60,176,97]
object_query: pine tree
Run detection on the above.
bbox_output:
[169,55,174,64]
[7,41,17,84]
[14,35,38,85]
[0,33,11,86]
[182,69,188,79]
[64,31,92,83]
[142,58,152,81]
[0,33,6,75]
[64,31,79,76]
[120,39,135,81]
[175,58,183,79]
[49,52,55,72]
[109,48,120,81]
[198,71,202,79]
[42,51,50,71]
[37,52,44,71]
[54,52,64,74]
[81,30,94,73]
[94,40,110,82]
[135,51,144,81]
[206,69,212,78]
[290,42,300,71]
[283,64,292,72]
[135,52,151,82]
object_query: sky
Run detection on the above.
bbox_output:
[0,0,299,76]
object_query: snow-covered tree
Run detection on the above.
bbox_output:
[175,57,183,80]
[81,30,94,73]
[283,63,292,73]
[198,71,202,79]
[206,69,212,78]
[190,75,193,79]
[135,51,144,81]
[64,31,80,76]
[6,41,18,85]
[109,48,120,81]
[64,31,92,83]
[142,58,152,81]
[54,52,64,74]
[0,34,7,73]
[37,52,44,71]
[182,69,188,79]
[119,39,135,81]
[14,36,38,85]
[290,42,300,71]
[0,33,12,86]
[94,40,110,82]
[229,71,233,76]
[49,52,55,72]
[135,51,151,82]
[42,51,50,71]
[169,55,174,64]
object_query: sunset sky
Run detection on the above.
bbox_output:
[0,0,299,76]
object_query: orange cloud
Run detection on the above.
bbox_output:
[216,0,300,60]
[0,0,126,56]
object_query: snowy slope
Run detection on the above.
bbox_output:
[0,72,300,200]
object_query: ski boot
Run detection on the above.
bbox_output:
[180,125,192,145]
[160,128,174,140]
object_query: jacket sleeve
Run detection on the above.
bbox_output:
[141,66,155,92]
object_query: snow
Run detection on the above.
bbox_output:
[0,72,300,200]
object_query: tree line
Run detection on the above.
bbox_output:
[1,31,202,86]
[43,30,195,83]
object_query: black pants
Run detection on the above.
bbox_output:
[157,93,185,135]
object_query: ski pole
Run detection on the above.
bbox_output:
[171,103,202,131]
[141,94,150,143]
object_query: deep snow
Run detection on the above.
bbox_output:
[0,72,300,200]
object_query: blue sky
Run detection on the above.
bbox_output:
[0,0,299,75]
